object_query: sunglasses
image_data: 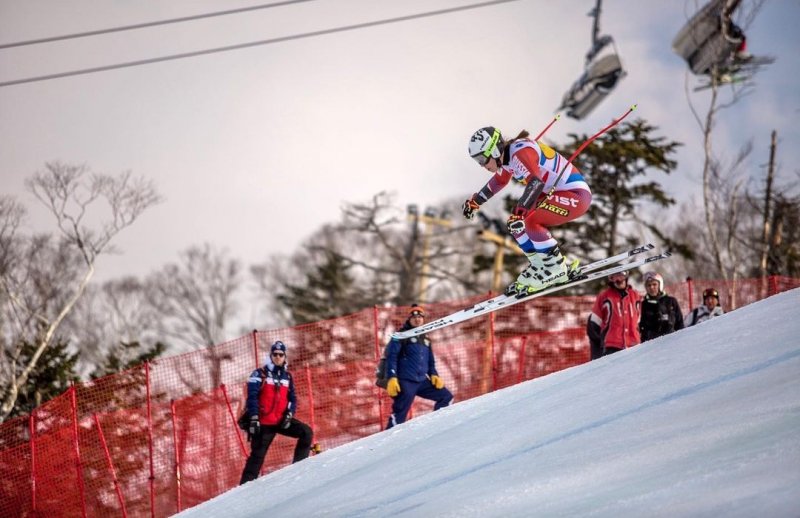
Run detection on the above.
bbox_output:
[271,352,285,358]
[410,311,425,317]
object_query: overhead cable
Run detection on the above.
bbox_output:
[0,0,523,88]
[0,0,317,50]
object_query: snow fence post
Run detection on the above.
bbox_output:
[69,384,87,518]
[373,306,385,430]
[170,400,182,513]
[145,362,155,518]
[220,384,248,458]
[304,365,317,435]
[516,336,528,385]
[94,413,128,517]
[29,412,36,513]
[251,330,260,370]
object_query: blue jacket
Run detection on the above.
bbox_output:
[245,359,296,425]
[385,322,439,383]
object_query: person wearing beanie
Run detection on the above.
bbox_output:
[685,287,725,327]
[638,271,684,342]
[384,304,453,429]
[240,340,314,484]
[586,271,642,359]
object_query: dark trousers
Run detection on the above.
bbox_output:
[239,419,313,484]
[386,378,453,429]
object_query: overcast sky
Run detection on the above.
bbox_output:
[1,0,798,284]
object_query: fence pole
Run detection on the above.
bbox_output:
[373,306,385,430]
[251,330,260,369]
[29,412,36,513]
[489,310,497,392]
[686,277,695,310]
[69,385,87,518]
[220,384,248,458]
[145,363,155,518]
[516,336,528,385]
[769,275,778,296]
[94,414,128,517]
[169,400,182,513]
[304,365,317,435]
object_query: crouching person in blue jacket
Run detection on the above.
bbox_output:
[240,340,313,484]
[385,305,453,429]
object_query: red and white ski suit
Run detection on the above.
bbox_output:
[473,139,592,254]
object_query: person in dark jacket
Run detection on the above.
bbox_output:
[587,271,642,359]
[240,340,313,484]
[385,305,453,429]
[639,271,684,342]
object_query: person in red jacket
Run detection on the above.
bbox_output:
[240,340,313,484]
[587,271,642,359]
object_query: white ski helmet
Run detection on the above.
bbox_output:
[468,127,503,165]
[643,271,664,292]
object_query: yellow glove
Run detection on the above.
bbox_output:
[430,375,444,389]
[386,377,401,397]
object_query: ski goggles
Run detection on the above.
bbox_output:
[471,153,491,166]
[408,306,425,317]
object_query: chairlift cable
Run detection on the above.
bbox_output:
[0,0,525,88]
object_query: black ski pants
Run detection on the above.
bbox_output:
[239,419,313,484]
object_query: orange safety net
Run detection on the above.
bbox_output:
[0,276,796,517]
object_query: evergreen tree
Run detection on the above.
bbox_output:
[558,119,685,259]
[90,340,167,379]
[2,335,79,418]
[278,248,387,325]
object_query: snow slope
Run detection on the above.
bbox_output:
[177,288,800,517]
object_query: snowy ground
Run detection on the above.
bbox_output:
[177,289,800,517]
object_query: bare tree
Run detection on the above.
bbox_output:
[334,192,480,305]
[684,0,767,282]
[62,276,163,375]
[145,243,242,350]
[0,162,160,421]
[251,192,490,327]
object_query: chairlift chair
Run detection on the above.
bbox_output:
[558,0,626,120]
[672,0,745,75]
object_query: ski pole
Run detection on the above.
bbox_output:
[533,113,561,141]
[536,104,637,210]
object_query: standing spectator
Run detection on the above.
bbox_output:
[385,305,453,429]
[685,288,725,327]
[587,271,642,359]
[639,271,685,342]
[240,340,314,485]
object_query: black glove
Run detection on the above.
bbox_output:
[281,412,293,429]
[248,415,260,437]
[462,198,480,220]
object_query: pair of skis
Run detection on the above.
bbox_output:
[391,244,671,339]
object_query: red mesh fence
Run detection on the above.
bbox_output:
[1,276,796,517]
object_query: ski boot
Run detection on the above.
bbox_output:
[505,247,579,298]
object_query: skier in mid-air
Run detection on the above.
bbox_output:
[462,127,590,296]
